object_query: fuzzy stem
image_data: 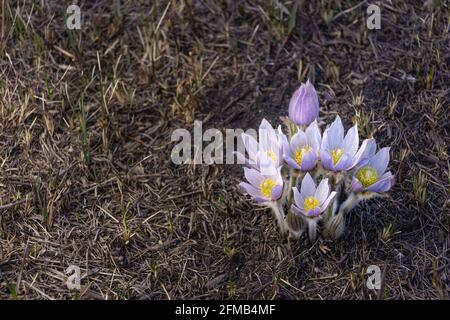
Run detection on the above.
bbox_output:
[286,169,295,204]
[307,218,317,243]
[269,201,287,236]
[338,192,359,215]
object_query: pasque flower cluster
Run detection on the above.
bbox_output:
[239,80,394,242]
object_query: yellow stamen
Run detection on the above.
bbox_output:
[330,149,344,165]
[260,179,276,198]
[356,166,379,187]
[294,145,312,165]
[303,196,320,211]
[266,150,277,162]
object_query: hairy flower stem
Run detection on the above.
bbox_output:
[285,211,304,239]
[286,169,296,205]
[331,177,345,214]
[307,218,318,243]
[269,201,287,236]
[338,192,359,215]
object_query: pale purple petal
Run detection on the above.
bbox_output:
[319,191,336,212]
[239,182,264,202]
[244,167,263,188]
[369,147,390,175]
[367,171,394,193]
[300,173,316,197]
[314,178,330,203]
[299,149,317,171]
[270,185,283,200]
[259,119,277,152]
[320,129,330,151]
[351,177,364,193]
[343,125,359,158]
[320,149,335,171]
[256,152,278,176]
[326,116,344,150]
[271,166,284,185]
[290,130,307,150]
[307,207,321,217]
[350,138,376,169]
[279,132,291,157]
[306,120,321,152]
[334,152,351,171]
[288,80,319,126]
[284,155,301,170]
[292,187,305,209]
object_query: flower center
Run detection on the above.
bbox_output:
[266,150,277,162]
[294,145,312,165]
[303,196,320,211]
[260,179,276,198]
[356,166,379,187]
[330,149,344,165]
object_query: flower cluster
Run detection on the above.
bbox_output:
[239,80,394,242]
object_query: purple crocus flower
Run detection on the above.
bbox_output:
[288,80,319,126]
[239,166,283,204]
[291,173,336,242]
[281,120,321,171]
[239,119,283,175]
[320,116,372,172]
[291,173,336,218]
[352,140,394,193]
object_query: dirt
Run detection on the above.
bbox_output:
[0,0,448,299]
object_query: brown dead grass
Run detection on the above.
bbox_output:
[0,0,448,299]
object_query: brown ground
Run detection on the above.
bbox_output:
[0,0,448,300]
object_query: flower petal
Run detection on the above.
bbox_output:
[292,187,305,208]
[320,149,335,171]
[369,147,390,175]
[343,124,359,158]
[320,129,330,151]
[334,152,351,171]
[290,130,307,150]
[351,177,364,193]
[315,178,330,203]
[350,138,377,169]
[270,166,284,185]
[239,182,264,202]
[270,185,283,200]
[288,80,319,126]
[326,116,344,149]
[244,167,263,188]
[284,155,302,170]
[299,149,317,171]
[307,207,322,217]
[256,152,278,176]
[306,120,321,152]
[300,173,316,197]
[319,191,336,212]
[259,119,277,151]
[279,131,291,157]
[367,171,394,193]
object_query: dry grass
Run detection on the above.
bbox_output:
[0,0,448,299]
